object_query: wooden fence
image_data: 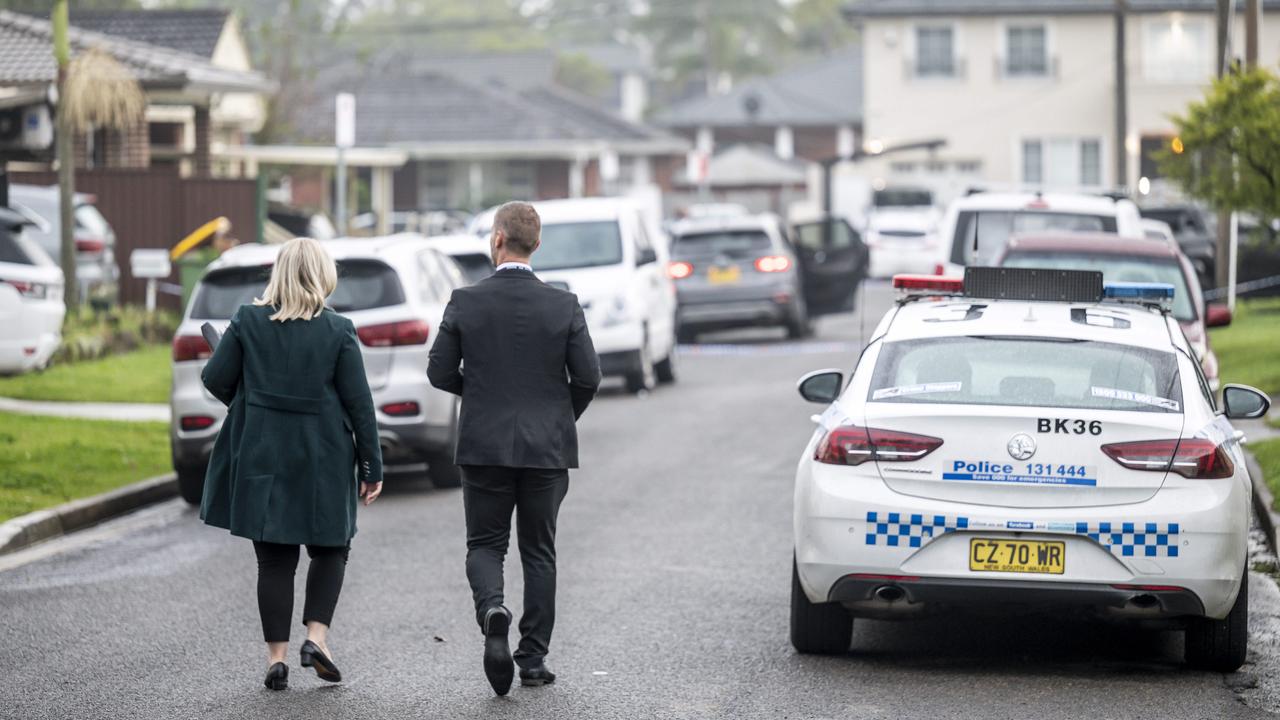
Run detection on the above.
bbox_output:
[12,167,258,309]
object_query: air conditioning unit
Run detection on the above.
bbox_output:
[0,90,55,154]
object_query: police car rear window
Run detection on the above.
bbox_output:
[190,260,406,319]
[868,336,1183,413]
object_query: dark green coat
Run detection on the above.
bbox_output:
[199,304,383,546]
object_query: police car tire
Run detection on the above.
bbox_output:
[655,353,676,384]
[790,558,852,654]
[176,464,206,506]
[1184,567,1248,672]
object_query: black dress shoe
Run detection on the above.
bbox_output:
[482,606,514,696]
[263,662,288,691]
[519,661,556,687]
[300,640,342,683]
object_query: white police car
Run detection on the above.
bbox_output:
[791,267,1270,671]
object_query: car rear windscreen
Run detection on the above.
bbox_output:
[874,188,933,207]
[869,336,1183,413]
[1002,252,1196,323]
[673,230,772,258]
[0,227,52,266]
[451,253,494,284]
[533,221,623,271]
[952,210,1118,265]
[190,259,405,319]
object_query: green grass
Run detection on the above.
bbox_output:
[0,413,170,522]
[1255,437,1280,512]
[0,345,171,404]
[1209,297,1280,396]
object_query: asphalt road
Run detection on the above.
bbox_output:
[1,280,1276,719]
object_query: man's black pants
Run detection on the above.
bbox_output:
[461,465,569,668]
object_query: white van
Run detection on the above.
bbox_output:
[940,191,1144,272]
[532,198,677,394]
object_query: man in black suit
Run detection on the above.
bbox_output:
[428,201,601,696]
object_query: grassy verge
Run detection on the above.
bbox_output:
[0,345,171,404]
[1257,438,1280,512]
[1210,297,1280,396]
[0,413,170,522]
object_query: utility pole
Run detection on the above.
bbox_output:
[1114,0,1129,190]
[53,0,77,310]
[1246,0,1260,68]
[1213,0,1234,291]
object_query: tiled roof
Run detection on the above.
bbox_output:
[62,9,230,58]
[654,46,862,128]
[0,10,273,94]
[846,0,1280,17]
[289,54,684,152]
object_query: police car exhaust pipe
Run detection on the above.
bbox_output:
[875,585,905,602]
[1130,593,1159,609]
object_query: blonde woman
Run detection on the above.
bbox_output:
[199,237,383,691]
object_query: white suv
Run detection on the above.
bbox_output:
[940,191,1144,271]
[170,235,468,503]
[532,198,678,394]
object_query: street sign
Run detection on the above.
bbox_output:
[335,93,355,149]
[130,249,171,279]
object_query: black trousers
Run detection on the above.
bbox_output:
[252,542,350,643]
[461,465,569,668]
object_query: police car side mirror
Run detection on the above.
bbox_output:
[797,369,844,404]
[1223,384,1270,420]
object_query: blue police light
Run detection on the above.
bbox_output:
[1103,282,1175,308]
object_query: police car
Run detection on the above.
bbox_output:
[790,267,1270,671]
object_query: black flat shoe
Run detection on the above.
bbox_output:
[264,662,288,691]
[519,661,556,687]
[300,640,342,683]
[482,606,514,696]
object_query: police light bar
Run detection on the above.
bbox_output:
[964,267,1103,303]
[892,275,964,296]
[1103,282,1175,310]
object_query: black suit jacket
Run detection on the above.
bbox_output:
[427,269,602,469]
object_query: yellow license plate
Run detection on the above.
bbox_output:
[707,266,741,284]
[968,538,1065,575]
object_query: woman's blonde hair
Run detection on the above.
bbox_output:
[254,237,337,322]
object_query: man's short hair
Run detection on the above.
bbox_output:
[494,202,541,257]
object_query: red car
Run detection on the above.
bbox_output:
[993,233,1232,388]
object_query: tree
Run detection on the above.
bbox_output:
[636,0,790,95]
[1158,67,1280,221]
[788,0,858,55]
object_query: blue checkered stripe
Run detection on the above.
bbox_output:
[864,511,969,548]
[1075,521,1181,558]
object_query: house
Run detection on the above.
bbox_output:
[654,47,863,167]
[256,50,688,218]
[561,43,654,122]
[843,0,1280,201]
[0,9,273,176]
[66,8,269,176]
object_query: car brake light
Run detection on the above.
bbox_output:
[1026,199,1050,210]
[815,425,943,466]
[180,415,216,431]
[172,334,212,362]
[1111,584,1187,592]
[667,261,694,279]
[380,401,421,417]
[357,319,430,347]
[75,237,106,253]
[754,255,791,273]
[933,263,945,276]
[1100,438,1234,479]
[1,278,49,299]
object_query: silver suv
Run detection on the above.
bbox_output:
[170,235,467,503]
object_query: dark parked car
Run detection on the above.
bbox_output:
[1138,205,1216,288]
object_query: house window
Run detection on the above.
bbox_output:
[915,26,955,77]
[1022,140,1043,184]
[890,161,918,174]
[956,160,983,175]
[423,161,451,209]
[506,161,534,200]
[1022,138,1104,188]
[1143,15,1212,82]
[1005,24,1048,76]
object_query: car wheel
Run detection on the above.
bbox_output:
[175,464,206,506]
[676,327,698,345]
[624,336,657,394]
[1185,566,1248,672]
[654,346,677,384]
[786,303,812,340]
[790,556,853,654]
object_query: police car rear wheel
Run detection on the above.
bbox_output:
[790,557,852,654]
[1184,566,1248,672]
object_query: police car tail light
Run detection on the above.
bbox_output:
[815,425,943,466]
[1101,438,1234,479]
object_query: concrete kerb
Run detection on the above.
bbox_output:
[0,474,178,555]
[1248,450,1280,554]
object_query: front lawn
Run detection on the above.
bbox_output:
[1210,297,1280,396]
[0,413,170,522]
[1255,437,1280,511]
[0,345,171,404]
